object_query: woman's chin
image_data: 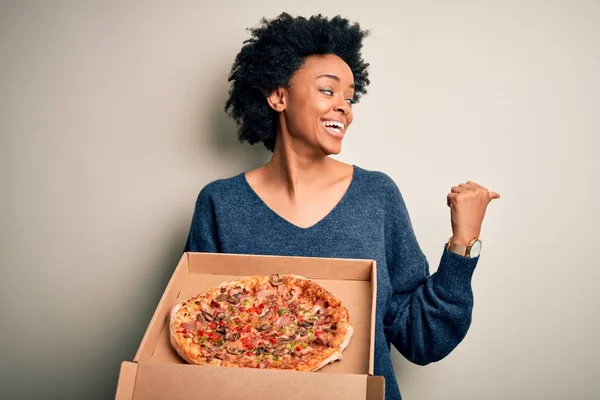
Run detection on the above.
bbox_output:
[320,140,343,156]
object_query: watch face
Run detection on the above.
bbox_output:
[470,240,482,257]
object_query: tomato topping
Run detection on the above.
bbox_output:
[198,330,204,336]
[296,346,302,352]
[269,337,277,344]
[210,300,220,308]
[182,328,188,335]
[247,352,254,356]
[208,322,217,330]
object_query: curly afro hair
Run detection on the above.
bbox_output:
[224,12,371,152]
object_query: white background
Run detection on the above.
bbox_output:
[1,1,599,399]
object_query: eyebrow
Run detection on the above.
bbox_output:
[317,74,355,89]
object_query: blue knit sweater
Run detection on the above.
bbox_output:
[184,165,478,400]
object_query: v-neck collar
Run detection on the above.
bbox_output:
[239,165,358,231]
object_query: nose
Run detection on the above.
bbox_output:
[335,100,350,115]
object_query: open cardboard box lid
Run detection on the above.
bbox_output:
[115,252,384,399]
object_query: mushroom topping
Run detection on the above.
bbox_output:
[227,296,240,305]
[226,332,241,341]
[214,353,226,360]
[215,312,226,321]
[298,320,313,328]
[220,287,227,293]
[194,300,201,305]
[230,286,243,296]
[331,323,337,330]
[273,348,288,356]
[216,294,228,302]
[202,311,214,322]
[226,347,244,356]
[277,336,293,343]
[298,327,308,336]
[269,273,283,286]
[315,336,329,346]
[196,313,205,322]
[316,315,332,326]
[260,311,273,320]
[255,347,266,356]
[284,290,294,301]
[256,324,270,332]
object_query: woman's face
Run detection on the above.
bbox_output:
[269,54,355,156]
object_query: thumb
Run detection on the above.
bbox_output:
[488,191,500,201]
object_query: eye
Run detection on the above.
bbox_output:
[345,98,355,105]
[320,89,333,96]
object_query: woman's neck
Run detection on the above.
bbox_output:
[265,135,338,197]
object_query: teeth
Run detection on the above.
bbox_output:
[322,120,344,129]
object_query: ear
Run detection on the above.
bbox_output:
[266,88,287,112]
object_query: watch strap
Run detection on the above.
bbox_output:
[447,237,478,257]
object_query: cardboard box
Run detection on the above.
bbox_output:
[115,252,384,399]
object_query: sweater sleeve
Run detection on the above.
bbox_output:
[183,185,220,253]
[381,175,479,365]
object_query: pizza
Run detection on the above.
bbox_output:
[169,273,353,371]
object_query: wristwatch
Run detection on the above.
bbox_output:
[447,237,482,258]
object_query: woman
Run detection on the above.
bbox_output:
[184,12,499,400]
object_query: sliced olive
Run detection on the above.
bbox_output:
[202,311,214,321]
[298,320,313,328]
[284,291,293,301]
[331,323,337,330]
[216,326,227,335]
[194,300,201,305]
[227,332,241,341]
[277,336,292,343]
[298,328,308,336]
[227,296,240,305]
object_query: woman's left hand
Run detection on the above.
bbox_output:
[447,181,500,245]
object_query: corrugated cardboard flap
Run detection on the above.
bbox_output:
[367,375,385,399]
[117,362,384,400]
[115,362,137,400]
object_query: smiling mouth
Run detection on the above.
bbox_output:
[321,120,345,137]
